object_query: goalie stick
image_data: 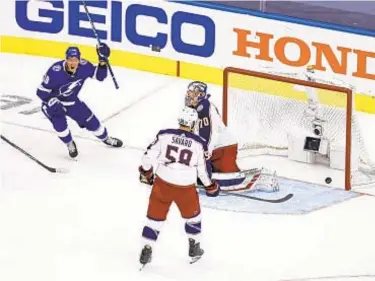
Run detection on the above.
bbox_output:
[140,179,292,203]
[81,0,119,90]
[197,185,293,203]
[1,135,68,174]
[140,167,292,203]
[220,190,294,203]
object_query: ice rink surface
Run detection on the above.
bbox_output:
[1,54,375,281]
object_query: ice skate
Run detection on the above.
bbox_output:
[139,245,152,268]
[189,238,204,264]
[67,141,78,158]
[103,137,123,148]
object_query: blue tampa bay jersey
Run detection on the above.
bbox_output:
[36,59,107,104]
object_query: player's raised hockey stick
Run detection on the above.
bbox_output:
[81,0,120,90]
[1,135,68,174]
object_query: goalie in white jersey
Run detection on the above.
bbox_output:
[138,107,220,266]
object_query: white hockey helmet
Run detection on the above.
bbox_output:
[178,106,198,131]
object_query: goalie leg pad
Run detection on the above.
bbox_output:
[242,168,279,193]
[211,144,241,173]
[212,168,279,193]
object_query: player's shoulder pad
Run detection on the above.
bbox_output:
[49,60,64,73]
[80,58,89,65]
[146,130,170,150]
[157,128,178,137]
[186,131,208,150]
[196,99,210,114]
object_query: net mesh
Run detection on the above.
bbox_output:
[225,71,375,188]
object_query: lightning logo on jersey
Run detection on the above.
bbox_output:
[59,79,83,97]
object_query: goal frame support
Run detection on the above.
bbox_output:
[222,67,353,190]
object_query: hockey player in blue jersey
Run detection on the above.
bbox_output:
[36,44,123,158]
[185,81,240,173]
[185,81,279,192]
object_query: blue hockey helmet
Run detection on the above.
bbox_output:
[65,46,81,60]
[185,81,208,108]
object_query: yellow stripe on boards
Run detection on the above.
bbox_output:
[1,35,374,113]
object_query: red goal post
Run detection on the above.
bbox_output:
[222,67,353,190]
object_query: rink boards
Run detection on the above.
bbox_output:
[2,35,375,114]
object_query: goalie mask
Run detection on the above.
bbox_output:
[185,81,208,108]
[178,107,199,132]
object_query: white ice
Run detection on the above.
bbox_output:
[1,54,375,281]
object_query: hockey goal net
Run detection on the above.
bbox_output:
[223,67,375,190]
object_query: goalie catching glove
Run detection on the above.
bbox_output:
[139,166,154,185]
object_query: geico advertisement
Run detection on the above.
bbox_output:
[6,0,375,90]
[10,0,214,59]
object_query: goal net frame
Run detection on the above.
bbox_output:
[222,67,353,191]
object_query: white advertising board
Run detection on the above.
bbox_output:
[1,0,374,95]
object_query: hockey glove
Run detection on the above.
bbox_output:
[139,166,154,185]
[46,97,65,117]
[205,181,220,197]
[96,43,110,64]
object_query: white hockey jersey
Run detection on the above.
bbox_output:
[195,99,236,153]
[141,128,213,187]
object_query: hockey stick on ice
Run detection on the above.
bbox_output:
[198,185,293,203]
[81,0,119,90]
[219,191,294,204]
[141,177,293,204]
[1,135,68,174]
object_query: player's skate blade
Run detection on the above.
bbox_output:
[67,141,78,158]
[190,255,203,264]
[139,245,152,270]
[103,137,123,148]
[188,238,204,264]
